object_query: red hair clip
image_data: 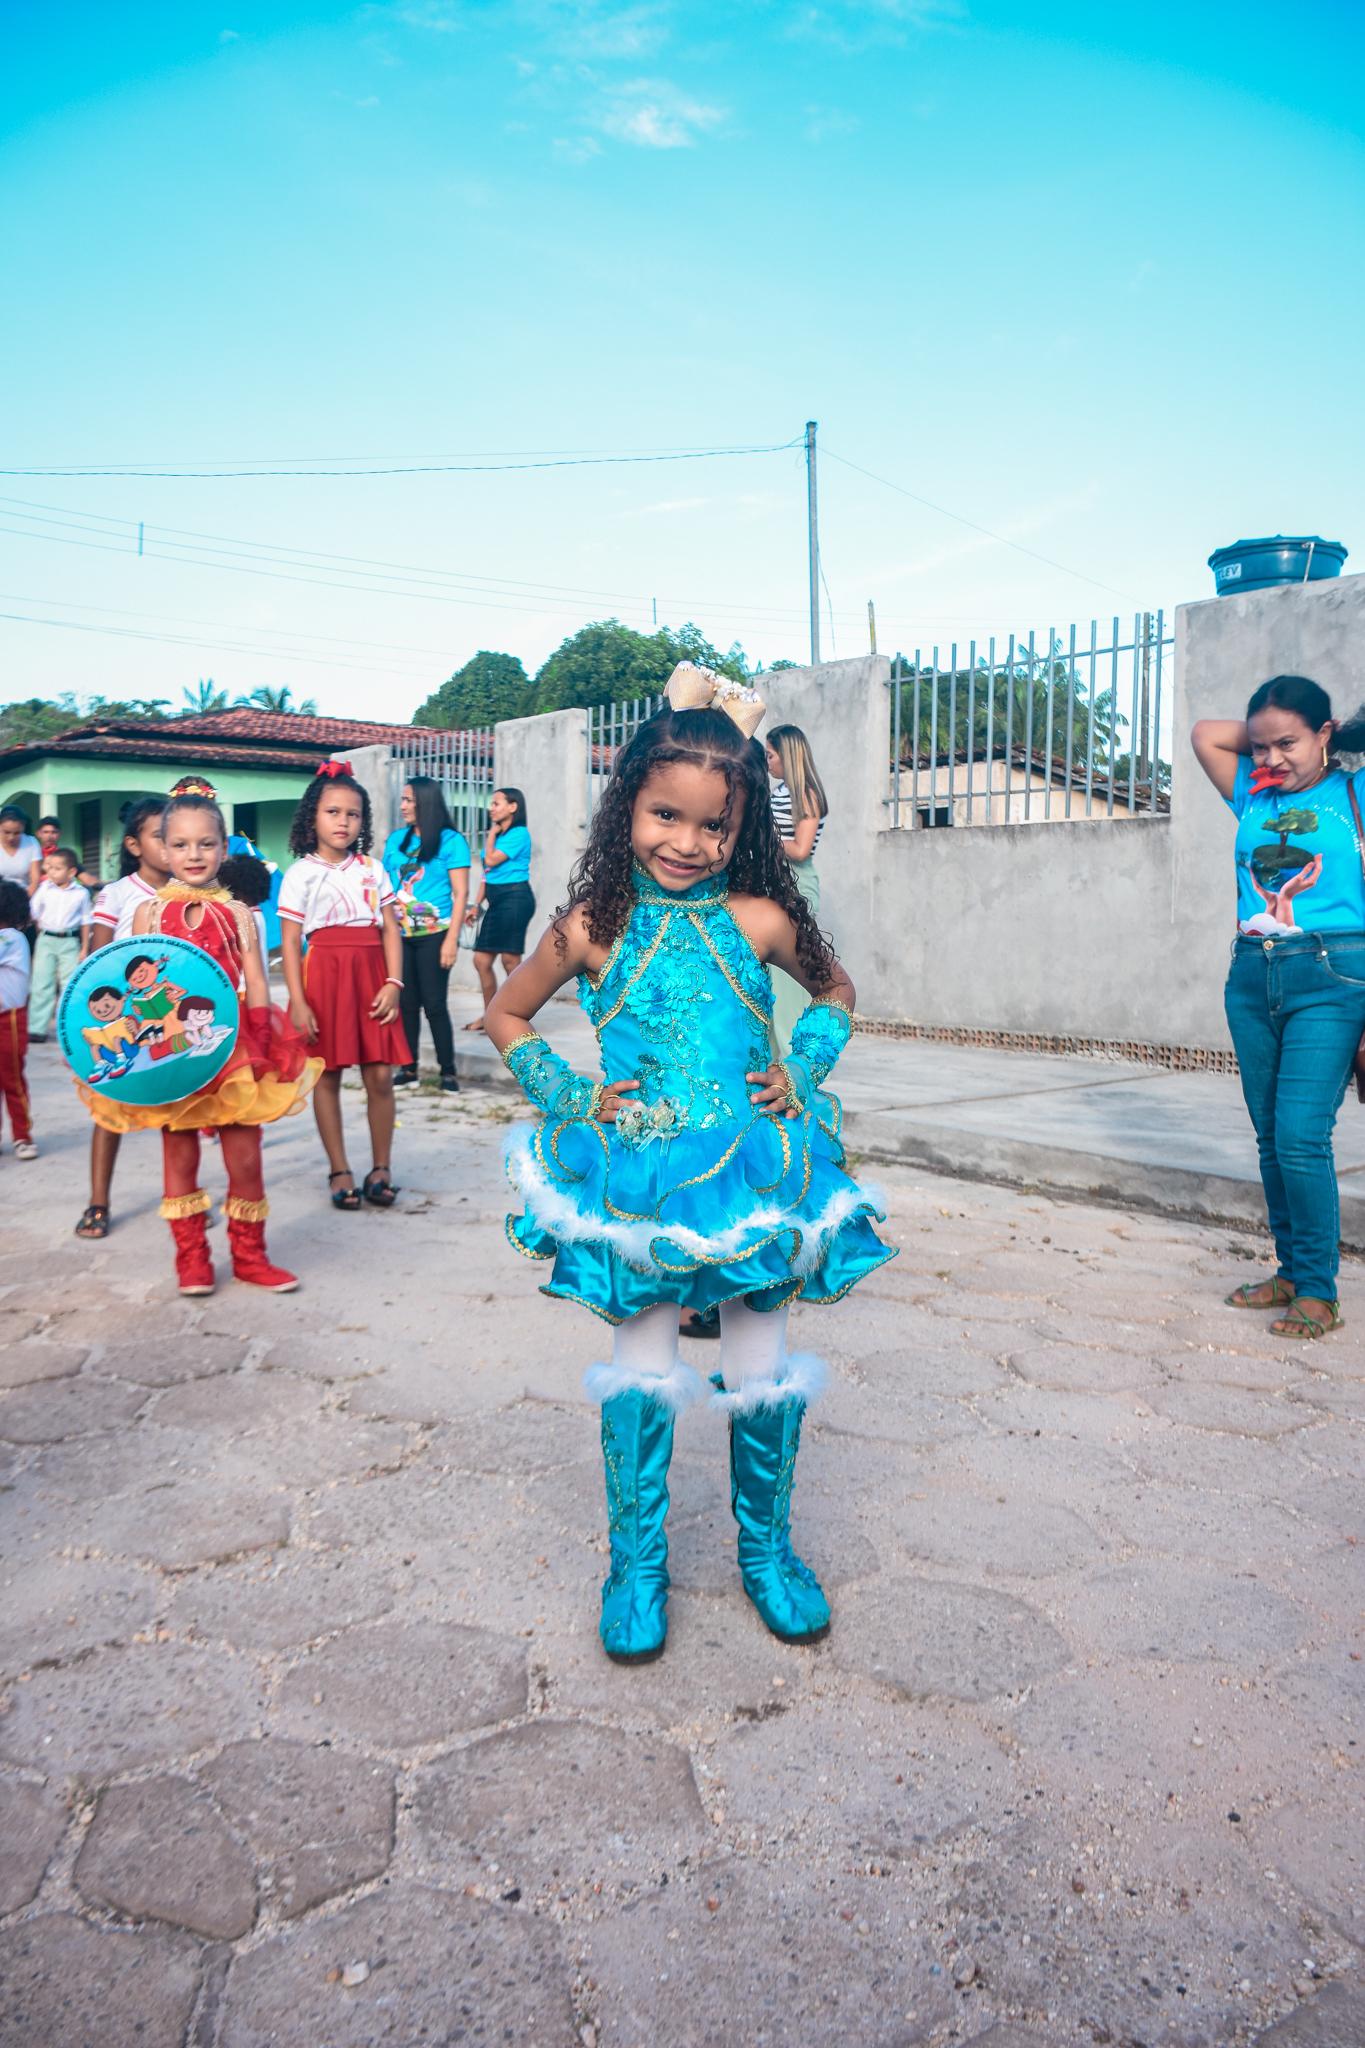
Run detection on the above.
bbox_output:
[317,758,353,779]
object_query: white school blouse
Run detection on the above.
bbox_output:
[92,873,160,941]
[277,853,394,937]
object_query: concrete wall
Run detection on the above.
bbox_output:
[493,708,589,945]
[348,744,400,857]
[482,572,1365,1049]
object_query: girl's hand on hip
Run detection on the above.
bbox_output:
[748,1062,799,1119]
[594,1078,640,1125]
[371,985,401,1024]
[289,996,319,1041]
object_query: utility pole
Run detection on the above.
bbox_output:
[1139,611,1152,783]
[805,419,820,667]
[867,600,877,654]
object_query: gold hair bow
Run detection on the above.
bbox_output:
[664,661,767,740]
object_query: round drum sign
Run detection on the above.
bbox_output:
[57,933,240,1109]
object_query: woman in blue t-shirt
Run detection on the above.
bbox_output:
[382,776,470,1090]
[465,786,534,1031]
[1193,673,1365,1340]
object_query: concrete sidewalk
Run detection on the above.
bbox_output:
[440,986,1365,1248]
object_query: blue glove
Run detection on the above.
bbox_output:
[782,1000,852,1107]
[502,1032,602,1120]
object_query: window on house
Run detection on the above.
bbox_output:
[916,805,953,831]
[234,802,259,843]
[77,800,102,877]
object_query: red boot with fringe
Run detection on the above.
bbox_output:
[162,1190,214,1295]
[225,1197,298,1292]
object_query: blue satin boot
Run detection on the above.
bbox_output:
[596,1385,678,1663]
[725,1370,831,1643]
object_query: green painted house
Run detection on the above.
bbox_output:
[0,708,442,879]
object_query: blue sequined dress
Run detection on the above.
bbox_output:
[504,868,894,1323]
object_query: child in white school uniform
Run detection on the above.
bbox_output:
[28,847,91,1040]
[278,762,409,1212]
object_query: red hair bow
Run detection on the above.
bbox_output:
[317,758,353,779]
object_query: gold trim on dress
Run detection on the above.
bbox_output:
[686,914,772,1030]
[595,913,672,1030]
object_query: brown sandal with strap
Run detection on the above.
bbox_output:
[1225,1277,1296,1310]
[1269,1298,1342,1340]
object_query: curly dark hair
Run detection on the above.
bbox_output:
[288,769,373,858]
[0,879,29,930]
[560,704,838,988]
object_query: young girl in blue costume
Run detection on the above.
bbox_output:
[486,663,894,1663]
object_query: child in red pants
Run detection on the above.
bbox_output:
[77,792,322,1294]
[0,881,36,1159]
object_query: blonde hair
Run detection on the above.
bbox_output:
[768,724,828,824]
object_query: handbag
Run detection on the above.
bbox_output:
[1346,780,1365,1103]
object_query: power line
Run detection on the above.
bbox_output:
[0,591,445,672]
[0,607,435,679]
[821,445,1134,601]
[0,499,859,631]
[0,438,801,480]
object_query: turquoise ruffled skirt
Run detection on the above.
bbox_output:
[505,1092,894,1324]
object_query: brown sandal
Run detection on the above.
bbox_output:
[1270,1298,1342,1340]
[1225,1277,1296,1309]
[74,1203,110,1239]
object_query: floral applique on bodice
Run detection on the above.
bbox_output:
[578,869,772,1146]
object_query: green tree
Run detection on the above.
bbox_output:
[891,650,1132,779]
[239,684,319,716]
[183,677,229,714]
[414,650,531,728]
[533,619,750,713]
[0,693,171,748]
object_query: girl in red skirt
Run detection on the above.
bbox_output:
[279,762,409,1209]
[105,791,322,1295]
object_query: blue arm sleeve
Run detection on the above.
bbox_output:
[782,1000,853,1105]
[502,1032,601,1119]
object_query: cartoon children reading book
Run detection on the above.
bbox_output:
[82,986,139,1078]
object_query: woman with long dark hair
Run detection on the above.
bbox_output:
[466,785,534,1030]
[765,723,830,1053]
[382,775,470,1089]
[1193,674,1365,1339]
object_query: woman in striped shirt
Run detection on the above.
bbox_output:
[766,724,829,1054]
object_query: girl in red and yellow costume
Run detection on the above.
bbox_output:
[81,789,321,1295]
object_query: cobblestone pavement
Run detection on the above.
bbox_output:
[0,1050,1362,2047]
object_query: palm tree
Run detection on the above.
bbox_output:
[237,685,319,716]
[182,677,229,714]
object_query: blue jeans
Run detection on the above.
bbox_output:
[1224,931,1365,1301]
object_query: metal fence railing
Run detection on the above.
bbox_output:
[586,695,662,820]
[392,726,495,843]
[888,613,1172,830]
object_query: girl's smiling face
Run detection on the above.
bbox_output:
[164,811,225,888]
[631,759,742,891]
[315,788,364,859]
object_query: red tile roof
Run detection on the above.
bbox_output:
[0,707,490,776]
[114,709,439,747]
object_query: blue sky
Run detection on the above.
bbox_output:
[2,0,1362,718]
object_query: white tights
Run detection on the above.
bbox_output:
[607,1299,789,1386]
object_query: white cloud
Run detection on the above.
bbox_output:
[804,104,860,142]
[553,134,604,161]
[788,0,964,48]
[599,76,724,147]
[218,27,240,41]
